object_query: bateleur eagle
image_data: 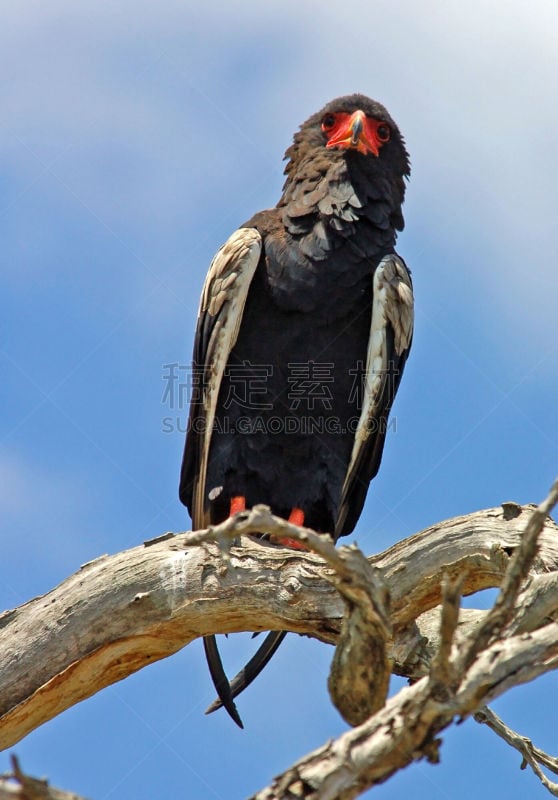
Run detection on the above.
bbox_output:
[179,93,413,727]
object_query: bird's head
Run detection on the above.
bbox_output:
[279,95,410,248]
[284,93,410,181]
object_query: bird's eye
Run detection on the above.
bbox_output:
[377,123,391,142]
[321,114,336,131]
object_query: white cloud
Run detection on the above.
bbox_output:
[2,1,557,347]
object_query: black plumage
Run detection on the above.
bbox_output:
[179,94,414,726]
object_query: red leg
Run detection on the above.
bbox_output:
[288,507,305,527]
[229,495,246,516]
[272,507,307,550]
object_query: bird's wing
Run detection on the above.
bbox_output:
[179,227,262,729]
[335,254,414,539]
[179,227,262,528]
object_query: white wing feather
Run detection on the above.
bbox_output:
[192,228,262,527]
[339,254,414,522]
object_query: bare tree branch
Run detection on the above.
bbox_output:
[249,620,558,800]
[428,573,463,691]
[474,707,558,796]
[0,756,88,800]
[458,479,558,672]
[2,501,555,750]
[249,481,558,799]
[2,489,558,800]
[326,544,391,725]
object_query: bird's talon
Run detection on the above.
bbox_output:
[270,535,308,551]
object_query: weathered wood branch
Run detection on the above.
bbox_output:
[0,756,88,800]
[250,620,558,800]
[250,480,558,799]
[474,707,558,796]
[458,481,558,673]
[326,544,391,725]
[1,499,558,768]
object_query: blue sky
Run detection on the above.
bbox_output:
[1,2,558,798]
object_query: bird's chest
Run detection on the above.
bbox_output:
[229,260,372,412]
[261,237,373,321]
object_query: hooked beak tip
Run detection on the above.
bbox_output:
[350,115,363,146]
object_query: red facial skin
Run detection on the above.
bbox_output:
[322,110,391,156]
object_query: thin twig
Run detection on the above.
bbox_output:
[474,707,558,796]
[186,503,354,576]
[429,573,463,691]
